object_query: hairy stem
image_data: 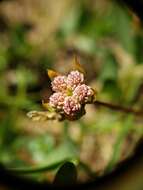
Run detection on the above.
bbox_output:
[94,100,143,116]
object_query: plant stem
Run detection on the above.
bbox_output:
[63,120,70,140]
[94,100,143,116]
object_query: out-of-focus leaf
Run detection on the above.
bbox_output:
[53,162,77,186]
[59,5,80,37]
[8,25,32,59]
[12,134,55,164]
[71,35,96,54]
[118,64,143,104]
[101,80,122,102]
[99,52,118,82]
[15,67,38,89]
[135,33,143,63]
[110,4,134,54]
[0,112,18,150]
[0,111,19,165]
[106,115,134,172]
[0,47,8,72]
[6,142,78,174]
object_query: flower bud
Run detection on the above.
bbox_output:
[51,76,67,92]
[67,70,84,90]
[73,84,95,103]
[63,96,81,116]
[49,92,65,110]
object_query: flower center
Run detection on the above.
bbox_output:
[66,88,73,96]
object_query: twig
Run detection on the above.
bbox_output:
[94,100,143,117]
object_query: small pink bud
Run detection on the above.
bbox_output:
[63,96,81,116]
[67,70,84,90]
[49,92,65,110]
[73,84,94,103]
[51,76,67,92]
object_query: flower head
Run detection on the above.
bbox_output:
[67,70,84,90]
[73,84,95,103]
[49,92,65,110]
[63,96,81,116]
[45,67,96,120]
[51,75,67,92]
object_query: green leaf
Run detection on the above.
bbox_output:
[53,162,77,186]
[6,142,78,174]
[99,52,118,82]
[105,115,134,172]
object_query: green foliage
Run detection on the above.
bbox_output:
[0,0,143,184]
[53,162,77,186]
[6,141,78,174]
[106,115,134,172]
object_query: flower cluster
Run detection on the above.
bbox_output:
[47,70,95,120]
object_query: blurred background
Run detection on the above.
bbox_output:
[0,0,143,188]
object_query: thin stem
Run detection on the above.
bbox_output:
[94,100,143,117]
[63,120,70,141]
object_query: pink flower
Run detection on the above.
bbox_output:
[49,92,65,110]
[51,76,67,92]
[46,69,95,120]
[63,96,81,116]
[73,84,94,103]
[67,70,84,90]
